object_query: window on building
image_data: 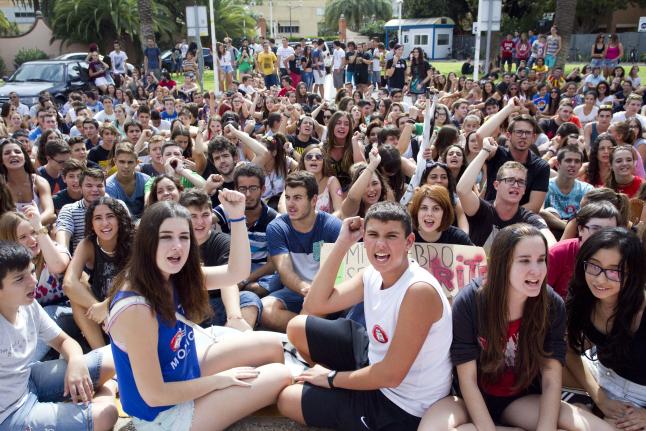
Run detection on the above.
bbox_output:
[278,23,300,34]
[14,12,36,18]
[437,34,450,46]
[414,35,429,45]
[403,34,409,44]
[316,7,325,16]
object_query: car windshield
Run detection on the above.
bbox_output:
[11,63,64,82]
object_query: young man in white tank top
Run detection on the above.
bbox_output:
[276,201,458,430]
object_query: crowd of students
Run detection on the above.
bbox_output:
[0,33,645,430]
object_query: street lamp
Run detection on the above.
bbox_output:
[287,1,303,39]
[397,0,403,45]
[269,0,274,37]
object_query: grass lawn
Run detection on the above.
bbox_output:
[180,61,646,92]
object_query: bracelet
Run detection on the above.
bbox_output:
[229,216,246,223]
[481,147,491,154]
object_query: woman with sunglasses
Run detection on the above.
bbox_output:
[566,228,646,429]
[280,144,343,214]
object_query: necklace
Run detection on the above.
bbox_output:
[97,239,116,256]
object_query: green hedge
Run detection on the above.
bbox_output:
[14,48,48,69]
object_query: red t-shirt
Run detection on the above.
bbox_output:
[516,41,531,59]
[500,40,514,58]
[548,238,581,300]
[479,318,522,396]
[616,176,643,198]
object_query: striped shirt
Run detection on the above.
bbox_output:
[214,201,277,265]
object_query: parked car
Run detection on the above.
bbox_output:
[55,52,135,74]
[0,60,90,107]
[161,48,213,71]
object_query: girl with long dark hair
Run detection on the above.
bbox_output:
[422,224,612,429]
[580,133,616,186]
[106,196,291,429]
[63,197,134,349]
[566,228,646,428]
[322,111,365,192]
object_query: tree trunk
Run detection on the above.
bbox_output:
[554,0,577,68]
[137,0,155,51]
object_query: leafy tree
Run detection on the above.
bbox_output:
[574,0,646,32]
[360,20,387,41]
[49,0,178,50]
[324,0,392,32]
[0,10,19,36]
[403,0,475,30]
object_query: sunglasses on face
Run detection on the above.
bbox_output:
[305,153,323,161]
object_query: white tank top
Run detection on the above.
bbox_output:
[362,260,452,417]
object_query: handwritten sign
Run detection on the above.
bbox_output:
[321,242,488,298]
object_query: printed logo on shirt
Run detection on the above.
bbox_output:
[372,325,389,343]
[170,327,186,352]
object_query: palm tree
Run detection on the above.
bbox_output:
[138,0,155,50]
[554,0,577,68]
[49,0,177,52]
[324,0,392,32]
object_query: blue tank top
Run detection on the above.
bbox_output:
[109,290,201,421]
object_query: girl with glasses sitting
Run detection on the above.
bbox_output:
[566,227,646,429]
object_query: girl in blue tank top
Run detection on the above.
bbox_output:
[106,192,290,430]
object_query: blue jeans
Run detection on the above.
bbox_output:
[302,71,314,90]
[251,262,282,295]
[35,303,79,361]
[207,291,263,327]
[0,348,104,431]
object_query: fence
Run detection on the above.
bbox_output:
[451,32,646,62]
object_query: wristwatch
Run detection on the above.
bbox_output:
[327,370,338,389]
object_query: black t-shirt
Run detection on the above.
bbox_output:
[87,145,111,165]
[140,163,163,177]
[451,279,567,390]
[584,309,646,385]
[53,189,79,211]
[288,134,319,155]
[484,146,550,206]
[289,55,302,74]
[345,51,356,72]
[410,60,430,92]
[414,226,474,246]
[199,229,231,298]
[386,58,407,89]
[353,51,371,82]
[467,199,547,249]
[538,118,560,140]
[461,62,474,75]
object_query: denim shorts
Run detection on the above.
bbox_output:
[132,400,194,431]
[222,64,234,74]
[605,58,619,68]
[208,291,263,327]
[251,262,282,295]
[35,303,78,361]
[590,58,605,68]
[545,54,556,68]
[583,352,646,407]
[269,287,304,314]
[0,348,104,431]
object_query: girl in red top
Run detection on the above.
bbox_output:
[606,145,643,198]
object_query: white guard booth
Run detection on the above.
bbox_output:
[384,17,455,59]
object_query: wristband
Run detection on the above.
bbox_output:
[229,216,246,223]
[481,147,491,154]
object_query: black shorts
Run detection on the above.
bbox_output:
[301,316,421,431]
[354,72,371,85]
[481,381,541,424]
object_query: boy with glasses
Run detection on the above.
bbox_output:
[37,139,71,194]
[214,163,281,298]
[457,138,555,253]
[476,98,550,213]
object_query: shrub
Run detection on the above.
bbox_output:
[0,56,5,77]
[14,48,48,69]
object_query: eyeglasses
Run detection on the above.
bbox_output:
[305,153,323,161]
[512,130,534,137]
[581,224,607,235]
[53,158,69,165]
[323,115,332,119]
[583,261,622,282]
[237,185,261,193]
[498,177,527,187]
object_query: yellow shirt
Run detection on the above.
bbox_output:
[257,51,277,76]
